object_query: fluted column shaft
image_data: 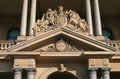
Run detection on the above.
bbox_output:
[29,0,37,36]
[94,0,102,36]
[20,0,28,36]
[14,69,22,79]
[86,0,93,36]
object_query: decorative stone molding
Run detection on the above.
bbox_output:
[28,59,35,66]
[103,59,109,66]
[89,59,96,66]
[0,55,8,59]
[7,26,116,52]
[14,59,20,67]
[89,58,110,68]
[34,39,83,52]
[14,58,36,68]
[33,6,89,36]
[38,67,82,79]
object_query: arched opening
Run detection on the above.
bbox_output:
[102,28,113,40]
[7,28,20,40]
[47,71,78,79]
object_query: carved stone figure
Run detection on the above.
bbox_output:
[54,6,67,27]
[45,8,56,25]
[59,64,66,72]
[66,10,81,31]
[58,6,64,16]
[33,19,49,35]
[79,19,89,32]
[68,10,81,22]
[33,6,89,36]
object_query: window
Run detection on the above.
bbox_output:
[102,28,113,40]
[7,28,20,40]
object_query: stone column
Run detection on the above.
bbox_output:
[86,0,93,36]
[89,69,97,79]
[27,69,35,79]
[102,69,110,79]
[20,0,28,36]
[14,69,22,79]
[93,0,102,36]
[29,0,37,36]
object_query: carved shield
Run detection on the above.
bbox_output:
[55,39,69,52]
[55,15,67,27]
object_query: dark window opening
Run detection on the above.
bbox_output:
[102,28,113,40]
[7,28,20,41]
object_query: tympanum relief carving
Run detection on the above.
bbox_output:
[34,39,83,52]
[33,6,89,36]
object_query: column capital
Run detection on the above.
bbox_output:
[25,68,36,71]
[88,68,98,71]
[13,68,23,71]
[88,68,98,75]
[101,68,111,74]
[101,68,111,71]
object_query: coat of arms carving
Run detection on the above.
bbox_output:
[33,6,89,36]
[34,39,83,52]
[55,39,69,52]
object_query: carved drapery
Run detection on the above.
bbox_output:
[33,6,89,36]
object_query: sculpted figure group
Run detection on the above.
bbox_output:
[33,6,89,35]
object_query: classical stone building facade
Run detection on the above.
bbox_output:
[0,0,120,79]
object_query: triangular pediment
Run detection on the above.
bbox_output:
[6,6,117,52]
[7,27,116,52]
